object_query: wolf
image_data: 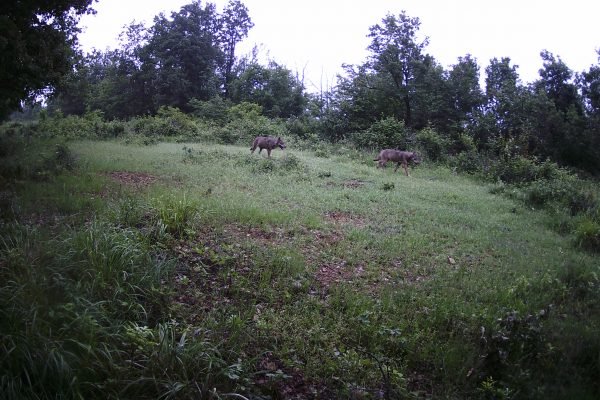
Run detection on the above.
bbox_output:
[250,136,286,157]
[374,149,421,176]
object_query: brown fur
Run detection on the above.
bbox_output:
[374,149,421,176]
[250,136,286,157]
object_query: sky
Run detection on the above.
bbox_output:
[77,0,600,92]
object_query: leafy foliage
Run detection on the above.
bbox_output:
[0,0,96,120]
[351,116,410,150]
[230,61,307,118]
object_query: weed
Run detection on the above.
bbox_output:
[574,218,600,252]
[150,193,199,237]
[254,157,275,173]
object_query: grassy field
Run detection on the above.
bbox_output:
[1,138,598,399]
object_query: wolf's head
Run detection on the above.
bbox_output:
[276,137,286,150]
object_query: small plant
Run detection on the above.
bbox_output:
[574,218,600,251]
[381,182,395,191]
[253,158,275,173]
[181,146,200,164]
[314,148,330,158]
[53,143,76,171]
[279,153,302,171]
[150,194,198,237]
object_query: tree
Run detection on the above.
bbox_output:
[141,1,223,111]
[219,0,253,97]
[410,54,449,130]
[577,50,600,116]
[577,52,600,172]
[532,51,588,167]
[447,55,484,127]
[0,0,96,120]
[535,50,583,115]
[230,61,306,118]
[484,57,523,139]
[367,11,429,126]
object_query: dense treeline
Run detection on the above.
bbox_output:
[38,4,600,175]
[5,1,600,175]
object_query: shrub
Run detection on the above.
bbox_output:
[125,107,199,139]
[253,157,275,173]
[279,153,302,171]
[568,188,598,216]
[574,218,600,251]
[416,126,449,161]
[525,179,572,207]
[521,173,599,217]
[452,150,484,174]
[154,106,199,137]
[314,148,330,158]
[188,96,231,123]
[286,116,322,141]
[351,117,412,150]
[489,156,539,184]
[483,156,566,185]
[450,132,477,154]
[219,115,285,145]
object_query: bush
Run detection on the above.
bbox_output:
[416,127,449,161]
[219,117,281,145]
[188,96,231,124]
[450,132,477,154]
[279,153,302,171]
[154,106,199,137]
[125,107,198,138]
[574,218,600,251]
[525,178,574,208]
[451,150,485,174]
[314,148,330,158]
[286,116,322,142]
[483,156,567,185]
[351,117,412,150]
[520,172,600,217]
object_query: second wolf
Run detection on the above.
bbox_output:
[250,136,286,157]
[374,149,421,176]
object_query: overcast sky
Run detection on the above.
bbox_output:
[78,0,600,92]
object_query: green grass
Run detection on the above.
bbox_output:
[1,139,598,399]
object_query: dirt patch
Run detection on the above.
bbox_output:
[255,352,333,399]
[105,171,157,188]
[169,229,254,322]
[400,269,430,285]
[323,211,366,227]
[343,179,367,189]
[223,224,291,246]
[323,179,368,189]
[218,223,358,290]
[315,258,365,287]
